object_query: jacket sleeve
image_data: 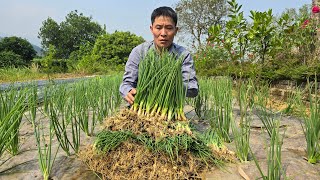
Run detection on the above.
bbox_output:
[182,53,199,97]
[119,47,140,98]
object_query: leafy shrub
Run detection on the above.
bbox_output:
[68,41,94,71]
[73,31,144,73]
[91,31,144,65]
[0,51,25,68]
[194,45,229,75]
[33,45,67,73]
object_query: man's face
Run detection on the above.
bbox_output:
[150,16,178,50]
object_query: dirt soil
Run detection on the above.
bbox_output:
[0,102,320,180]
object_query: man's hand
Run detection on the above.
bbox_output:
[125,88,136,105]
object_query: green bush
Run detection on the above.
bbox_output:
[0,51,25,68]
[72,31,144,73]
[33,58,67,73]
[68,41,93,71]
[33,45,67,73]
[195,45,229,76]
[91,31,145,65]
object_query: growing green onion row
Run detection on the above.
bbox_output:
[132,50,187,121]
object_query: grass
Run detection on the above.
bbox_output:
[0,67,100,83]
[94,130,133,153]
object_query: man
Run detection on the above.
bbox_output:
[119,6,198,105]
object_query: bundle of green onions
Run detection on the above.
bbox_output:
[131,50,187,121]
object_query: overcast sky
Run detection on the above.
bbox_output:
[0,0,310,47]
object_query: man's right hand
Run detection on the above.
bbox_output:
[125,88,136,105]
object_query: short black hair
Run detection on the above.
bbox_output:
[151,6,177,26]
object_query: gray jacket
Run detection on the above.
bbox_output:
[119,41,198,98]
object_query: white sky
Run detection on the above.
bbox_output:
[0,0,310,47]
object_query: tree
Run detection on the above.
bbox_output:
[175,0,228,48]
[90,31,145,65]
[75,31,145,73]
[0,36,36,65]
[38,10,106,59]
[280,4,311,22]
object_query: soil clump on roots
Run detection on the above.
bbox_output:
[104,109,193,139]
[78,109,235,179]
[79,141,207,180]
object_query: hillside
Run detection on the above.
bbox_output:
[32,44,43,56]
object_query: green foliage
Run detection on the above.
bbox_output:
[0,88,26,156]
[0,67,46,83]
[279,4,311,22]
[249,9,280,63]
[91,31,144,65]
[72,31,144,73]
[197,1,319,81]
[231,80,253,162]
[208,0,250,62]
[38,10,105,59]
[208,0,281,63]
[38,11,144,73]
[34,45,67,73]
[0,51,25,68]
[0,36,36,66]
[68,41,93,70]
[195,45,229,71]
[195,57,260,79]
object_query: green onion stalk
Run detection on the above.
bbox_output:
[187,77,211,119]
[250,120,285,180]
[27,84,59,180]
[131,50,187,121]
[32,111,59,180]
[231,80,253,162]
[302,79,320,164]
[0,87,27,156]
[207,77,233,142]
[254,82,277,137]
[73,82,90,136]
[0,92,26,157]
[49,84,73,155]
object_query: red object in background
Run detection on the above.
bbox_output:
[312,6,320,13]
[302,19,309,28]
